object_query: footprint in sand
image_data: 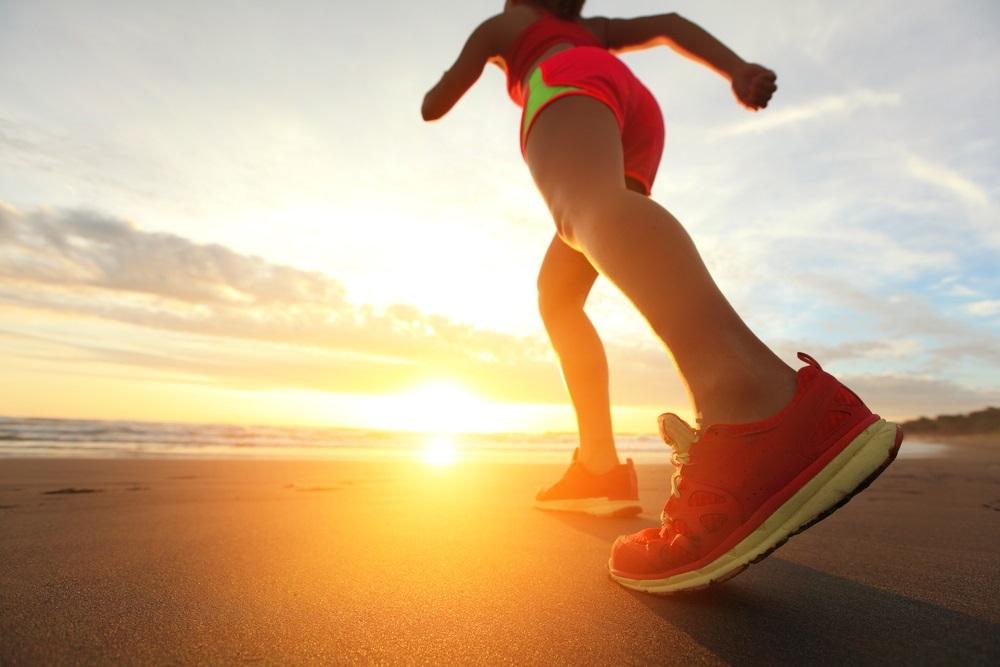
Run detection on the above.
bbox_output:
[285,483,339,492]
[42,488,104,495]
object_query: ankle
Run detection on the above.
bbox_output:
[694,367,797,427]
[578,446,620,475]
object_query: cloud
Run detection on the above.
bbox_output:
[711,90,901,138]
[0,118,44,157]
[934,276,981,299]
[0,204,549,394]
[774,339,1000,422]
[773,338,923,365]
[2,202,996,420]
[0,203,691,407]
[844,373,999,422]
[964,300,1000,317]
[795,281,1000,376]
[905,153,991,210]
[0,203,347,306]
[816,283,989,340]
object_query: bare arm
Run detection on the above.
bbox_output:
[585,13,777,111]
[590,13,744,78]
[422,16,502,121]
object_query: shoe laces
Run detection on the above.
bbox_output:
[668,448,690,499]
[658,413,699,518]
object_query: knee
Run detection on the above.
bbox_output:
[546,189,621,249]
[546,194,586,249]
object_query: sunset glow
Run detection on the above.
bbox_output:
[388,380,500,433]
[421,435,458,466]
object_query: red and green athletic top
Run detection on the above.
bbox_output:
[504,11,601,106]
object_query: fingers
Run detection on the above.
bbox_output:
[732,65,779,111]
[747,71,778,110]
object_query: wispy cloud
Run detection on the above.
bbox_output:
[964,300,1000,317]
[905,152,992,210]
[798,280,1000,370]
[934,276,982,299]
[711,90,901,138]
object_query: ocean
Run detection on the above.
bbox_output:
[0,415,667,463]
[0,415,946,463]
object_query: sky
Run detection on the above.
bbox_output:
[1,0,998,433]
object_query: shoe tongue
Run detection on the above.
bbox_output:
[657,413,698,454]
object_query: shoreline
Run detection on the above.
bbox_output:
[2,431,991,464]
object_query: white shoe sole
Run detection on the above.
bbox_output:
[535,496,642,518]
[610,419,903,593]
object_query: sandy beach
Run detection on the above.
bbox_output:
[1,437,998,665]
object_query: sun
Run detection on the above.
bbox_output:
[422,435,458,466]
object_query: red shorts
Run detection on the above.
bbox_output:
[520,47,665,194]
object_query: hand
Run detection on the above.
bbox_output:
[731,63,777,111]
[422,84,444,121]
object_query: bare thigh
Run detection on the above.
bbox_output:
[524,95,628,245]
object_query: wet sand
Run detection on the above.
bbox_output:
[1,437,998,664]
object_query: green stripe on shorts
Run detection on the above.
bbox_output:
[522,66,582,146]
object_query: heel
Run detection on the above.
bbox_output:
[788,420,902,535]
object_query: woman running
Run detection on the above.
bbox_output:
[422,0,903,593]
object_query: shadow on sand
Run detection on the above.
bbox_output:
[634,559,999,664]
[544,512,999,664]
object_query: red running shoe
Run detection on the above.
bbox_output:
[535,448,642,518]
[609,353,903,593]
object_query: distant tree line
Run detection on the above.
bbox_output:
[901,406,1000,435]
